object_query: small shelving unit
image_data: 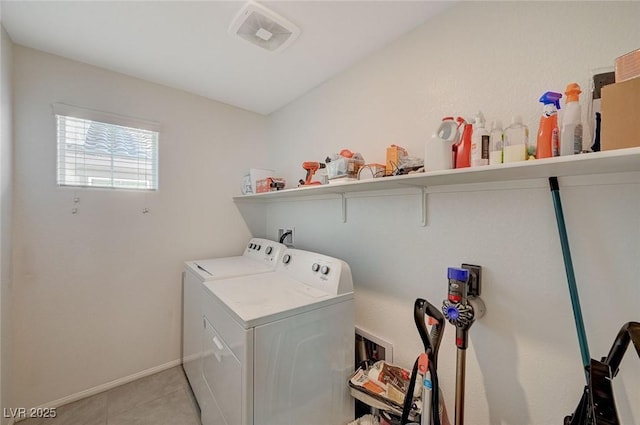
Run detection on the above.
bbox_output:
[233,147,640,224]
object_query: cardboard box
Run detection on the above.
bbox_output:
[615,48,640,82]
[600,77,640,151]
[242,168,274,194]
[386,145,407,174]
[256,177,285,193]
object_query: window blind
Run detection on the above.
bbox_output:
[54,104,159,190]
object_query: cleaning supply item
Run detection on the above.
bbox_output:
[425,117,462,171]
[561,83,583,155]
[470,112,489,167]
[503,116,529,163]
[418,354,431,425]
[489,120,503,165]
[442,267,485,425]
[536,91,563,159]
[565,321,640,425]
[548,177,591,382]
[400,298,447,425]
[454,119,472,169]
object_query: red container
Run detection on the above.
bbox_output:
[454,122,472,168]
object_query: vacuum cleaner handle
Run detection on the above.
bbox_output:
[400,357,420,425]
[604,321,640,378]
[565,322,640,425]
[414,298,445,366]
[400,356,443,425]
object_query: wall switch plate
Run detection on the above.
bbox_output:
[278,227,294,246]
[462,263,482,297]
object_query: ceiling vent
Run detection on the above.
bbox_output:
[229,1,300,53]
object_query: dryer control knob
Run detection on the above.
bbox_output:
[321,265,330,275]
[283,254,291,264]
[265,246,273,255]
[312,263,320,272]
[256,245,261,251]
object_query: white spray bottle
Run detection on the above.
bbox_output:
[561,83,583,155]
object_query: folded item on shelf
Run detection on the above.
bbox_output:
[349,361,420,413]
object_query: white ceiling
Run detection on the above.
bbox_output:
[1,1,454,115]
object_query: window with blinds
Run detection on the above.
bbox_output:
[54,103,159,190]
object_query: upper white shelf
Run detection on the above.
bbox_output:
[233,147,640,202]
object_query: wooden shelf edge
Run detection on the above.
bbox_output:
[233,147,640,202]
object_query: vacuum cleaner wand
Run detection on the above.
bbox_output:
[442,267,485,425]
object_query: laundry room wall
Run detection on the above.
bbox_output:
[255,2,640,424]
[1,24,14,425]
[11,46,269,409]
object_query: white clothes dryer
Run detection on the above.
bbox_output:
[200,248,354,425]
[182,238,286,410]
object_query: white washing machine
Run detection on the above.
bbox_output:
[200,248,354,425]
[182,238,287,411]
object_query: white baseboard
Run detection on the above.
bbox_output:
[14,359,181,422]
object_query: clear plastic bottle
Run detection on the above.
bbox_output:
[503,116,529,163]
[489,120,503,165]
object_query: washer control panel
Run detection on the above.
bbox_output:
[244,238,287,264]
[278,249,353,295]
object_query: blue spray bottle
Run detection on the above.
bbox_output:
[536,91,562,159]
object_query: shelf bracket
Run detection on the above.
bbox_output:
[421,187,428,227]
[341,193,347,223]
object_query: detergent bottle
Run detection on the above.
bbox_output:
[471,112,489,167]
[561,83,583,155]
[454,117,472,168]
[425,117,462,171]
[536,91,562,159]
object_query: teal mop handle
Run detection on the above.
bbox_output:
[549,177,590,381]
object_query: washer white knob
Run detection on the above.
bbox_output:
[321,265,330,275]
[266,246,273,255]
[283,254,291,264]
[312,263,320,272]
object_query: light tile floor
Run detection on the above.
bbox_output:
[20,366,201,425]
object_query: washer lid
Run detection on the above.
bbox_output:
[186,256,275,280]
[204,272,353,328]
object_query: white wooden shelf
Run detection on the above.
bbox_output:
[234,147,640,203]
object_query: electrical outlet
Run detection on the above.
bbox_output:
[462,263,482,297]
[278,227,295,246]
